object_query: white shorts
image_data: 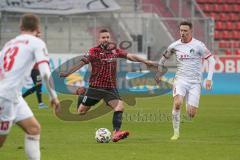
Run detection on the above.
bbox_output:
[173,79,201,107]
[0,96,33,135]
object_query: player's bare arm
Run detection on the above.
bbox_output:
[126,53,155,66]
[158,49,176,66]
[59,58,87,77]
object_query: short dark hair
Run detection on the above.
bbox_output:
[20,13,40,31]
[99,29,109,34]
[179,21,192,29]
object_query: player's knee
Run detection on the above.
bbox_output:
[78,105,89,115]
[27,123,41,135]
[187,107,197,118]
[188,112,195,118]
[114,103,124,112]
[191,110,197,118]
[174,101,182,110]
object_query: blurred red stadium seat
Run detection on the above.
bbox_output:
[234,49,240,55]
[214,31,221,39]
[224,49,232,55]
[216,0,224,3]
[225,22,234,30]
[213,4,221,12]
[222,4,232,12]
[215,21,225,30]
[232,41,240,48]
[222,31,230,40]
[230,13,238,21]
[232,31,240,40]
[202,4,212,12]
[218,41,230,48]
[219,13,228,21]
[196,0,240,54]
[226,0,238,3]
[236,22,240,30]
[207,12,218,20]
[232,5,240,12]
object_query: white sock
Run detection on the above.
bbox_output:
[25,134,40,160]
[172,109,180,135]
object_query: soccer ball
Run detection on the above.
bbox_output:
[95,128,112,143]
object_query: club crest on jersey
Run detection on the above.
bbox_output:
[190,49,195,54]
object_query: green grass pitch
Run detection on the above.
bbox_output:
[1,94,240,160]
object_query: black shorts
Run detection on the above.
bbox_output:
[77,87,121,107]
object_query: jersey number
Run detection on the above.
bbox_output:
[3,47,19,71]
[0,121,10,131]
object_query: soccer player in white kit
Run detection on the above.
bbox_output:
[0,14,60,160]
[158,21,215,140]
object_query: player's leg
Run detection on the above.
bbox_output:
[33,69,47,109]
[186,105,198,118]
[23,86,37,98]
[104,89,129,142]
[78,103,91,115]
[23,69,37,98]
[77,87,101,115]
[171,95,184,140]
[108,99,124,131]
[185,83,201,119]
[35,72,43,105]
[15,97,40,160]
[171,81,187,140]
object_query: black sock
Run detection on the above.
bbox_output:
[23,86,36,97]
[112,111,123,131]
[36,85,42,104]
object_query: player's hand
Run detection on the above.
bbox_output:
[205,79,212,90]
[51,98,61,113]
[59,72,69,77]
[145,61,158,70]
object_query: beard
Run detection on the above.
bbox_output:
[100,42,116,51]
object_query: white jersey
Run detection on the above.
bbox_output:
[0,34,49,102]
[168,38,211,83]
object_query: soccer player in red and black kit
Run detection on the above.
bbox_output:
[60,29,154,142]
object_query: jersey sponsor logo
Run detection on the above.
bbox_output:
[179,54,190,60]
[102,58,116,62]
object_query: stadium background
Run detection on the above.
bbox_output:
[0,0,240,160]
